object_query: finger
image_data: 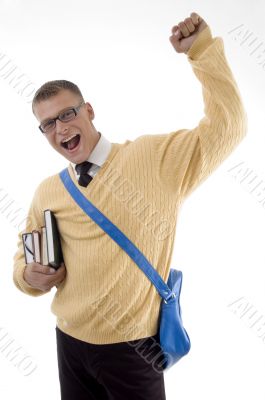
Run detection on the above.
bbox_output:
[55,266,67,280]
[171,25,182,35]
[184,18,196,33]
[190,12,201,25]
[170,25,182,42]
[52,263,65,272]
[177,22,190,37]
[47,265,66,283]
[169,34,183,52]
[41,273,62,286]
[29,262,56,275]
[54,276,65,287]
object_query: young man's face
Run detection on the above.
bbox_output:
[33,89,100,164]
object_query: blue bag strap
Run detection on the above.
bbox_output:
[59,168,173,302]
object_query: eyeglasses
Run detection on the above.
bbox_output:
[39,101,85,134]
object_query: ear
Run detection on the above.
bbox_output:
[84,102,95,120]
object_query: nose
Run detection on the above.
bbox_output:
[55,119,69,135]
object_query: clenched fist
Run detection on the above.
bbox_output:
[23,262,66,292]
[169,12,208,54]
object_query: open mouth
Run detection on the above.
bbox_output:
[61,134,81,152]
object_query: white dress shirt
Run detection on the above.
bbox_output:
[70,132,112,181]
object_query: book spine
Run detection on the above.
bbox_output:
[44,208,63,269]
[22,233,34,264]
[41,226,49,266]
[44,210,53,266]
[32,230,41,263]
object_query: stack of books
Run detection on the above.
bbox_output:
[22,209,64,270]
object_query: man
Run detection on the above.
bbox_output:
[13,12,247,400]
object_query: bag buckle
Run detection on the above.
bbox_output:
[163,292,176,304]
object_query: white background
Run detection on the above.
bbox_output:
[1,0,265,398]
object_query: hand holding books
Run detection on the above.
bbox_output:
[22,209,66,291]
[23,261,66,292]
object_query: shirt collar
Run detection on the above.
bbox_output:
[70,132,112,171]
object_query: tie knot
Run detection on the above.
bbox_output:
[75,161,93,175]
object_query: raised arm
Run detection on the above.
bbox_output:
[151,12,247,199]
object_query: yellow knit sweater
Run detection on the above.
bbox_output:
[13,26,247,344]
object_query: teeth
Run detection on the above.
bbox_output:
[62,134,79,143]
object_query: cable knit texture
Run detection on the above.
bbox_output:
[13,25,247,344]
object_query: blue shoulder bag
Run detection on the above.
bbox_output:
[59,168,191,370]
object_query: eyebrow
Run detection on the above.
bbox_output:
[40,105,75,125]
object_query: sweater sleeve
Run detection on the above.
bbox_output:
[13,184,51,297]
[152,25,248,200]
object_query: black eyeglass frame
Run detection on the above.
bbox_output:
[38,101,85,134]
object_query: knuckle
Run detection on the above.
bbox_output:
[190,12,198,20]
